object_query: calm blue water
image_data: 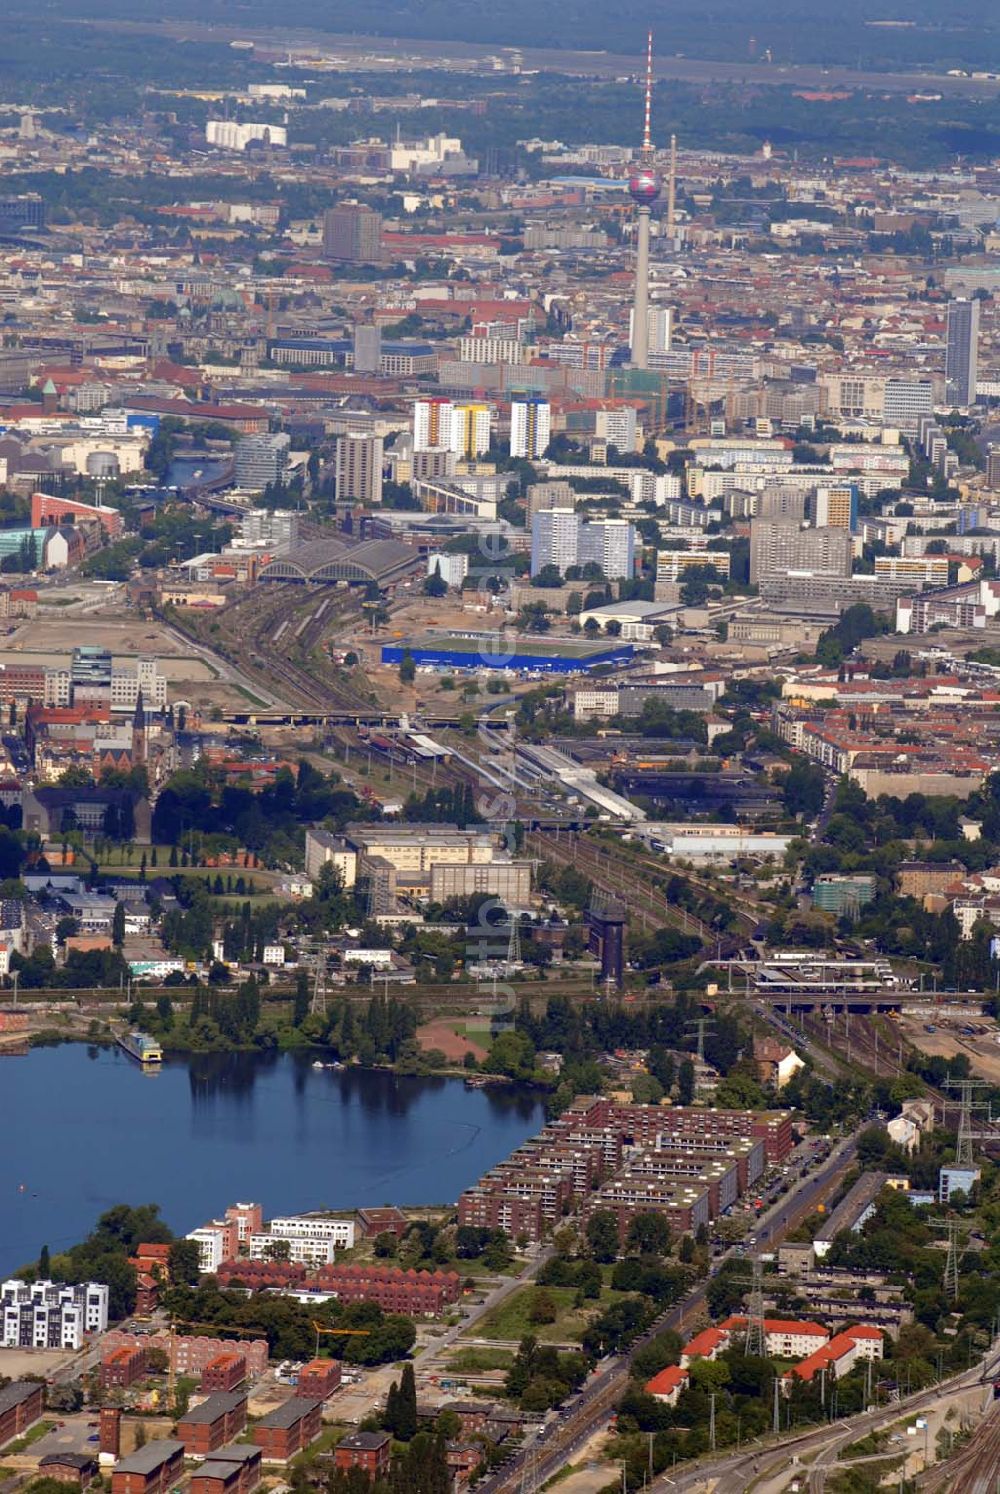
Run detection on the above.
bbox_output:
[0,1046,544,1273]
[164,455,232,490]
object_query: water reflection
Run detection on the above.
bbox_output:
[0,1044,546,1274]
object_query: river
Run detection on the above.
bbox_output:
[0,1045,545,1274]
[163,454,232,491]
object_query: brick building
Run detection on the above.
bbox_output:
[251,1398,323,1461]
[297,1359,341,1400]
[100,1408,122,1458]
[216,1262,306,1291]
[313,1264,461,1314]
[176,1392,247,1456]
[102,1344,147,1389]
[189,1444,262,1494]
[356,1207,409,1239]
[0,1381,44,1449]
[110,1439,185,1494]
[38,1454,99,1488]
[334,1431,392,1481]
[200,1353,247,1393]
[101,1331,268,1378]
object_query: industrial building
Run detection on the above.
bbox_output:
[380,631,633,674]
[259,536,420,588]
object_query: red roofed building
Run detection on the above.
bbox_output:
[720,1317,829,1359]
[643,1365,688,1405]
[680,1327,730,1366]
[783,1326,883,1390]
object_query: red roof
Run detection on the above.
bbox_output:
[644,1366,687,1396]
[682,1327,728,1359]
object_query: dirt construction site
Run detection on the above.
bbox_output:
[897,1012,1000,1084]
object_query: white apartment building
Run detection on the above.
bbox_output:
[510,396,551,459]
[594,406,638,452]
[110,657,167,713]
[304,828,358,888]
[829,443,908,477]
[1,1279,108,1349]
[248,1233,336,1267]
[459,336,524,366]
[656,549,731,582]
[628,306,672,356]
[530,509,636,580]
[186,1226,229,1274]
[426,552,469,587]
[580,518,636,581]
[531,507,581,576]
[269,1215,356,1249]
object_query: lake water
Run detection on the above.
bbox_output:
[0,1045,545,1274]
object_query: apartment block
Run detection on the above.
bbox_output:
[0,1381,45,1450]
[177,1393,248,1456]
[189,1446,262,1494]
[252,1398,323,1461]
[1,1279,108,1349]
[111,1440,185,1494]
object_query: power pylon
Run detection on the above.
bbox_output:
[310,960,327,1019]
[744,1258,767,1359]
[685,1016,715,1062]
[506,913,522,973]
[942,1219,961,1302]
[945,1078,990,1167]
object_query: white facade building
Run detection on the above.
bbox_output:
[268,1215,356,1249]
[186,1226,229,1274]
[426,552,469,588]
[205,120,287,152]
[1,1279,108,1350]
[110,657,167,713]
[510,396,551,459]
[248,1233,336,1267]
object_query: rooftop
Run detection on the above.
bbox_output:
[113,1440,185,1475]
[179,1392,247,1423]
[254,1397,323,1429]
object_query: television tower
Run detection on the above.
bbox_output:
[628,29,660,369]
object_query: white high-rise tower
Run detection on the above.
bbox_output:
[628,31,660,370]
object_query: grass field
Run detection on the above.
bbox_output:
[444,1347,515,1374]
[469,1284,617,1345]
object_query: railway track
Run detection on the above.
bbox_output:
[921,1400,1000,1492]
[529,831,713,941]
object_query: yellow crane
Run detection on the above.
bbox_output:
[311,1321,371,1358]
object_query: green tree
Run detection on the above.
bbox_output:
[677,1057,696,1105]
[424,565,447,598]
[625,1212,672,1258]
[38,1244,51,1278]
[586,1209,620,1263]
[112,899,126,947]
[399,649,416,685]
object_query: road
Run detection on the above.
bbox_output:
[655,1352,998,1492]
[412,1247,552,1382]
[475,1136,859,1494]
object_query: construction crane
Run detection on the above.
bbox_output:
[311,1321,371,1358]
